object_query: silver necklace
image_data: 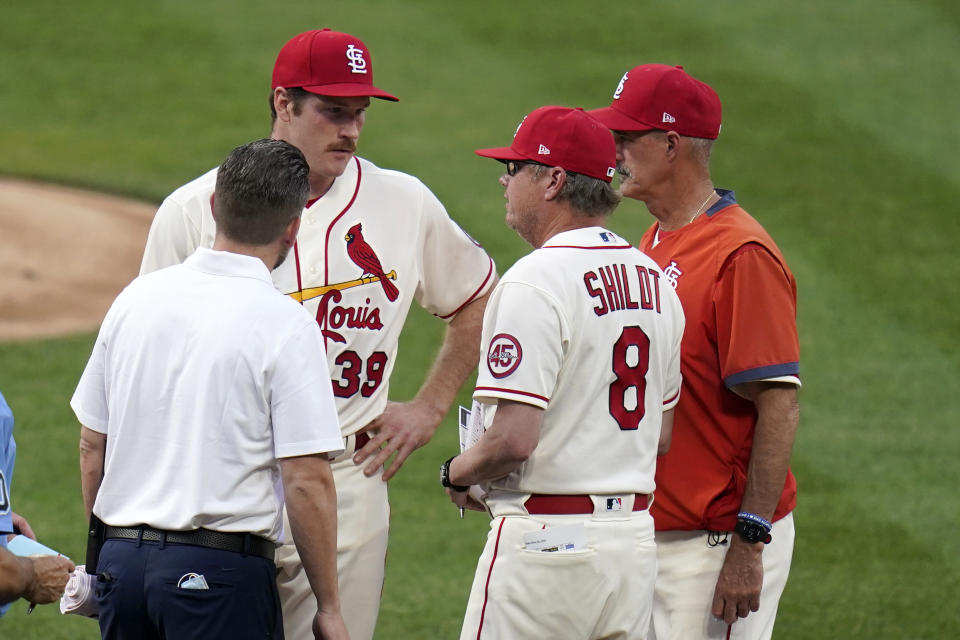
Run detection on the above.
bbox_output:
[653,190,715,247]
[687,190,715,225]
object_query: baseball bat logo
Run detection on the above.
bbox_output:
[288,271,397,304]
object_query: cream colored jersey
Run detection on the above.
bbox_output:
[473,227,684,495]
[142,156,495,435]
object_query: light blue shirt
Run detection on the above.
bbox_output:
[0,391,16,617]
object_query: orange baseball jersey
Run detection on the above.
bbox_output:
[638,190,799,532]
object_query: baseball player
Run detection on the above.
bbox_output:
[139,29,495,640]
[590,65,801,640]
[442,106,685,639]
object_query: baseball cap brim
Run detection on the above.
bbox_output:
[588,106,657,132]
[301,82,399,102]
[474,146,529,162]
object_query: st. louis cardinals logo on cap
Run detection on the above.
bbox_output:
[345,44,367,74]
[487,333,522,378]
[613,71,628,99]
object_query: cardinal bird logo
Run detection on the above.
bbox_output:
[344,223,399,302]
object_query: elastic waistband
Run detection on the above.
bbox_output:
[104,525,275,561]
[525,493,649,515]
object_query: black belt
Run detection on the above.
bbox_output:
[104,525,275,561]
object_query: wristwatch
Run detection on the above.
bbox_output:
[440,456,469,492]
[734,516,772,544]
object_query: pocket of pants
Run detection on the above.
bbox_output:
[94,574,118,603]
[161,580,237,615]
[517,545,596,561]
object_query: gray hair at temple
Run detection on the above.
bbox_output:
[533,165,622,217]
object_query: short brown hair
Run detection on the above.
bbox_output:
[213,139,309,245]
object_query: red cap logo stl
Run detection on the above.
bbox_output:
[487,333,522,379]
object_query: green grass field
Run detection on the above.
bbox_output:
[1,1,958,637]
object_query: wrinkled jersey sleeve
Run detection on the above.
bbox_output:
[472,282,565,409]
[415,186,495,320]
[714,244,800,389]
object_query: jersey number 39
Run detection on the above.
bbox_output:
[333,350,388,398]
[609,326,650,430]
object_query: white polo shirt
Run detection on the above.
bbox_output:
[71,248,344,542]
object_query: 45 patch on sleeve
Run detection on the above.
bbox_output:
[487,334,523,379]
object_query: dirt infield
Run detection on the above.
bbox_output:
[0,179,156,342]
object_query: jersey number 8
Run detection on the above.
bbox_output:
[609,325,650,430]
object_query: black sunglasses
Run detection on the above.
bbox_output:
[505,160,537,176]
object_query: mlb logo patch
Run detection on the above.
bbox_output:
[605,497,622,512]
[598,232,614,243]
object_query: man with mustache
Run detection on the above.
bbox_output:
[140,29,495,640]
[590,65,801,640]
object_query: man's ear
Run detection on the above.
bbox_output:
[282,216,301,247]
[274,87,293,123]
[664,131,681,158]
[542,166,567,201]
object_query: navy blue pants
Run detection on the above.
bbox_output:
[96,538,283,640]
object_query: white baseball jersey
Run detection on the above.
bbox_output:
[141,155,496,436]
[71,248,344,542]
[473,226,684,495]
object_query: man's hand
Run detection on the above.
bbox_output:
[23,555,75,604]
[711,537,763,624]
[352,291,492,482]
[11,512,36,541]
[354,400,444,481]
[313,609,350,640]
[446,488,485,512]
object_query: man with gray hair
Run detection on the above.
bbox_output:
[74,139,349,639]
[442,106,684,639]
[591,64,801,640]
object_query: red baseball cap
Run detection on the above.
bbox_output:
[475,106,617,182]
[589,64,721,139]
[271,29,398,102]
